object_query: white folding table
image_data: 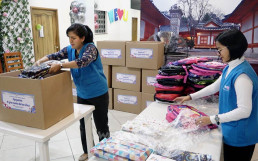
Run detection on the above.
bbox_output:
[0,103,95,161]
[89,101,222,161]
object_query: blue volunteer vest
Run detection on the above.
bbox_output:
[67,43,108,99]
[219,60,258,146]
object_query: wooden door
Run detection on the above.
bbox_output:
[31,7,60,61]
[132,18,138,41]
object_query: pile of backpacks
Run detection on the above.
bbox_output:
[154,57,226,103]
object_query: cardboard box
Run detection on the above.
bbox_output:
[108,88,113,109]
[97,41,126,66]
[103,65,112,88]
[142,69,157,94]
[72,81,77,103]
[114,89,142,114]
[112,66,141,92]
[126,41,164,69]
[142,92,155,111]
[0,71,74,129]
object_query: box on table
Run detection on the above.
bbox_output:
[142,69,157,94]
[142,92,155,111]
[103,65,112,88]
[114,89,142,114]
[126,41,164,69]
[108,88,113,110]
[112,66,141,92]
[97,41,126,66]
[0,71,74,129]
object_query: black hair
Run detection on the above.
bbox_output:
[66,23,93,44]
[215,28,248,61]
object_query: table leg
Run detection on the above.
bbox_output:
[38,140,50,161]
[84,113,93,158]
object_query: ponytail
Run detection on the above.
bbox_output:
[83,25,93,43]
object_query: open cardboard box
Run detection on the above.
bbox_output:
[0,70,74,129]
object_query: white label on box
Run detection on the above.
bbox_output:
[146,101,154,107]
[72,88,77,96]
[146,153,176,161]
[146,76,157,86]
[101,49,122,58]
[1,90,36,113]
[116,73,136,84]
[117,94,137,105]
[130,48,153,59]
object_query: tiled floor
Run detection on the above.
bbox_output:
[0,110,257,161]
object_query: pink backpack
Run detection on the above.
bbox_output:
[166,105,218,129]
[194,61,226,70]
[171,57,213,66]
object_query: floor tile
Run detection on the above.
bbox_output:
[66,121,81,139]
[0,136,3,149]
[110,110,137,125]
[108,113,121,132]
[36,140,73,160]
[0,145,35,161]
[50,130,68,142]
[1,135,35,150]
[69,138,84,156]
[0,132,4,137]
[51,155,75,161]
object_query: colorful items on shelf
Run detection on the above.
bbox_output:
[90,137,153,161]
[154,64,187,103]
[154,57,226,103]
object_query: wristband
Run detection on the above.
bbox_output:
[215,115,220,125]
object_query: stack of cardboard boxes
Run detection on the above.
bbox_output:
[97,41,164,114]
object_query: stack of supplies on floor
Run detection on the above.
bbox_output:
[154,64,187,103]
[186,61,226,93]
[90,137,153,161]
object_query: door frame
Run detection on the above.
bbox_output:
[132,17,138,41]
[30,7,60,60]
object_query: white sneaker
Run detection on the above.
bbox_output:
[78,153,88,161]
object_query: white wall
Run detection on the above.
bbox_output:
[28,0,140,51]
[94,0,141,42]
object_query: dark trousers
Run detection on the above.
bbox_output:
[224,143,255,161]
[78,92,110,154]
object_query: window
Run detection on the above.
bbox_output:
[200,36,208,44]
[95,10,106,34]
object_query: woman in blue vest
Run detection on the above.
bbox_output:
[36,23,109,161]
[174,29,258,161]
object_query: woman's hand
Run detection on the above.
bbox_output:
[34,60,41,66]
[48,63,61,74]
[173,95,191,104]
[195,116,212,127]
[34,56,49,66]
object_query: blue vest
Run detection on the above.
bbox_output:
[67,43,108,99]
[219,60,258,146]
